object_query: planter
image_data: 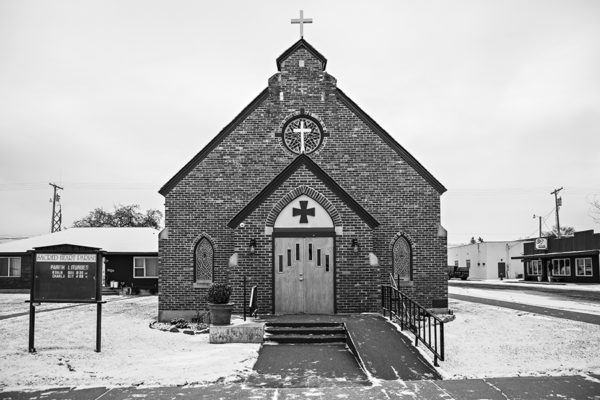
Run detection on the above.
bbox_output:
[537,276,542,282]
[208,303,234,325]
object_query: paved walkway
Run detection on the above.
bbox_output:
[3,375,600,399]
[260,314,440,381]
[449,293,600,325]
[247,343,370,387]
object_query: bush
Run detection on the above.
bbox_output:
[206,283,232,304]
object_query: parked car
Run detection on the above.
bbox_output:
[448,266,469,280]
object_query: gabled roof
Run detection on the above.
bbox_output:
[228,154,379,229]
[336,88,446,194]
[276,38,327,71]
[159,88,269,196]
[0,228,159,254]
[159,40,445,197]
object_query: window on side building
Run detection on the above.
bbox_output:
[466,259,471,268]
[551,258,571,276]
[575,258,593,276]
[0,257,21,277]
[133,257,158,278]
[528,260,542,275]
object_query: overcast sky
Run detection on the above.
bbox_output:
[1,0,599,244]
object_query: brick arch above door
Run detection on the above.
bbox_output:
[265,185,343,235]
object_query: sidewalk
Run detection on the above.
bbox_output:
[449,293,600,325]
[3,375,600,399]
[448,279,600,293]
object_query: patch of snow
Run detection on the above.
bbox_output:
[0,295,259,390]
[451,279,600,292]
[384,299,600,379]
[440,299,600,379]
[449,286,600,316]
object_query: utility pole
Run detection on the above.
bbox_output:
[49,183,63,233]
[550,187,563,238]
[533,214,542,237]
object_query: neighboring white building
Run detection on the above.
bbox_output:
[447,241,530,280]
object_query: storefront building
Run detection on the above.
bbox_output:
[517,230,599,283]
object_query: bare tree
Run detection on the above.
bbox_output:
[590,199,600,224]
[542,225,575,238]
[73,204,163,229]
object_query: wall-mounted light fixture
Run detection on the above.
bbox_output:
[249,239,257,254]
[351,238,359,253]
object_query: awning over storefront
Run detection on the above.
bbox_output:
[512,249,600,260]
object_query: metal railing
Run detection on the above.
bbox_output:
[242,276,258,321]
[381,284,445,366]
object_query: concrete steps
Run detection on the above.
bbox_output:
[264,322,347,344]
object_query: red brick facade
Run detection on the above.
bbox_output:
[158,39,447,321]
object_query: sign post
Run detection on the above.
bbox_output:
[28,245,105,353]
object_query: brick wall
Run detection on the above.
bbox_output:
[158,43,447,320]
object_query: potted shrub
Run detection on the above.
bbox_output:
[206,283,233,325]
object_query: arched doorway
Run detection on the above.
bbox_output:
[272,194,335,314]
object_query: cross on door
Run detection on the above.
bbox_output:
[292,200,315,223]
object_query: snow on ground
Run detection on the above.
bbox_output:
[0,295,260,390]
[438,299,600,379]
[450,279,600,292]
[449,286,600,316]
[2,293,600,391]
[0,294,75,317]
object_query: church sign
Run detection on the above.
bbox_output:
[28,245,104,353]
[33,253,99,302]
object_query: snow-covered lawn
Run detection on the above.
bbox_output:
[450,279,600,292]
[449,285,600,316]
[437,299,600,379]
[2,293,599,391]
[0,294,76,317]
[0,295,260,391]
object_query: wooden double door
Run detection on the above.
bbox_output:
[274,236,334,314]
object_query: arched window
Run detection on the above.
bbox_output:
[194,238,214,282]
[393,236,412,281]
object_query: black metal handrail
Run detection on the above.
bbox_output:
[243,276,258,321]
[381,284,445,366]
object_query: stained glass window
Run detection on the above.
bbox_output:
[195,238,213,282]
[393,236,411,281]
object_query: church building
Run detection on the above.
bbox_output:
[158,28,447,321]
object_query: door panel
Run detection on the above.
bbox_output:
[303,237,334,313]
[274,236,334,314]
[274,237,303,314]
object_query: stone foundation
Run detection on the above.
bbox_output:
[209,318,265,344]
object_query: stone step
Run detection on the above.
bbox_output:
[265,326,346,335]
[264,333,347,344]
[265,321,343,328]
[101,287,119,296]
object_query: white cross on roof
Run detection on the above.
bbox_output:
[291,10,313,39]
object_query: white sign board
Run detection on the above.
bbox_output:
[535,238,548,250]
[36,253,97,262]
